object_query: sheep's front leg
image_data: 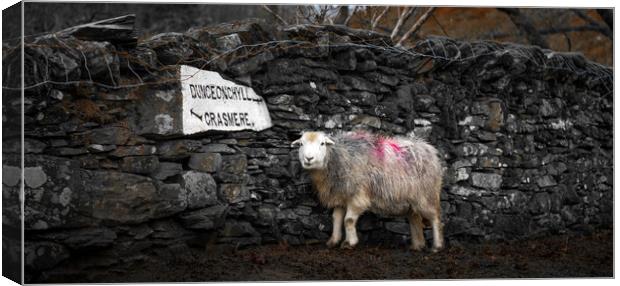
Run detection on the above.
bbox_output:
[409,212,426,251]
[341,205,363,249]
[326,207,344,248]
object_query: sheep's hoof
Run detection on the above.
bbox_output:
[410,244,425,252]
[431,246,443,253]
[340,240,356,250]
[326,238,340,248]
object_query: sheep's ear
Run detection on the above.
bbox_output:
[324,137,335,145]
[291,139,302,147]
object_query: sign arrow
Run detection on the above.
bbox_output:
[190,108,203,121]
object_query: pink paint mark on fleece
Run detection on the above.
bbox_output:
[373,137,405,161]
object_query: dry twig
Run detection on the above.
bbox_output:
[396,7,436,47]
[371,7,390,31]
[261,5,288,26]
[390,7,415,40]
[343,6,358,26]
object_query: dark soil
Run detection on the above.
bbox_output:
[43,230,613,282]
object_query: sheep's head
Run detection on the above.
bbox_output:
[291,131,334,170]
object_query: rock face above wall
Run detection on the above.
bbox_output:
[2,18,612,281]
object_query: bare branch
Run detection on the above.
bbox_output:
[343,6,359,26]
[572,9,612,38]
[390,7,415,40]
[371,7,390,31]
[333,6,349,25]
[396,7,436,47]
[261,5,288,26]
[431,13,449,37]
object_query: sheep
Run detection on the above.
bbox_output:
[291,130,444,252]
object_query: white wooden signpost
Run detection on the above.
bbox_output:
[179,65,272,134]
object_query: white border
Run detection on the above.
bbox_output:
[0,1,616,286]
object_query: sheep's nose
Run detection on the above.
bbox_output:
[305,156,314,162]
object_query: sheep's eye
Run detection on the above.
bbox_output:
[320,142,325,146]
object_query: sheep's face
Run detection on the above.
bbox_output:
[291,132,334,170]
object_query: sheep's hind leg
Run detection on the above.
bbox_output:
[430,214,444,252]
[408,212,425,251]
[341,205,363,249]
[419,209,444,252]
[326,207,344,248]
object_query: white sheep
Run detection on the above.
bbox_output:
[291,130,444,252]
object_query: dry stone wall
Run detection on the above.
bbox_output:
[2,18,613,280]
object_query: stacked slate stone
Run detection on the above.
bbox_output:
[2,16,612,281]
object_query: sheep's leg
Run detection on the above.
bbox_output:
[326,207,345,248]
[341,205,363,249]
[420,210,444,252]
[430,214,444,252]
[408,212,425,251]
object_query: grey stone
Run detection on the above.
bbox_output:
[24,166,47,188]
[350,114,381,128]
[529,192,551,215]
[3,138,47,154]
[158,140,202,159]
[37,227,117,249]
[50,147,89,156]
[216,33,242,51]
[220,154,247,175]
[448,185,486,197]
[3,165,20,187]
[240,147,267,158]
[470,172,502,190]
[413,126,432,138]
[282,221,304,235]
[486,101,504,132]
[454,168,470,182]
[357,60,377,72]
[109,145,157,157]
[344,91,377,106]
[539,99,557,117]
[25,169,186,229]
[152,162,183,180]
[219,184,250,203]
[536,175,557,188]
[149,219,194,239]
[178,205,228,230]
[294,206,313,216]
[87,144,116,153]
[266,94,293,105]
[24,241,70,270]
[561,205,578,225]
[188,153,222,173]
[476,156,501,169]
[120,156,159,174]
[384,221,409,235]
[180,171,218,209]
[219,220,259,237]
[155,183,188,217]
[457,143,489,157]
[77,127,131,145]
[342,75,375,91]
[201,143,236,154]
[84,171,158,224]
[452,158,475,169]
[128,224,154,240]
[333,49,357,71]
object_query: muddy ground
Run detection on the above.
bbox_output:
[41,230,613,282]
